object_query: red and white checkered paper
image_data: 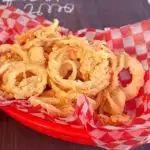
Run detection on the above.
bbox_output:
[0,5,149,150]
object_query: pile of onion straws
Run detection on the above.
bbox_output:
[0,19,145,125]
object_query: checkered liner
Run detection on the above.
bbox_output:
[0,6,149,150]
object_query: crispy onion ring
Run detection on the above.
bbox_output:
[2,61,47,99]
[48,36,112,97]
[119,53,145,100]
[96,87,126,115]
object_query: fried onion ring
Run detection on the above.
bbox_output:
[119,53,144,100]
[2,61,47,99]
[96,87,126,115]
[48,36,112,97]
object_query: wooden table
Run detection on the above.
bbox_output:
[0,0,150,150]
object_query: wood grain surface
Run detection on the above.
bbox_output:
[0,0,150,150]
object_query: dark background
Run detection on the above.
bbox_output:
[0,0,150,150]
